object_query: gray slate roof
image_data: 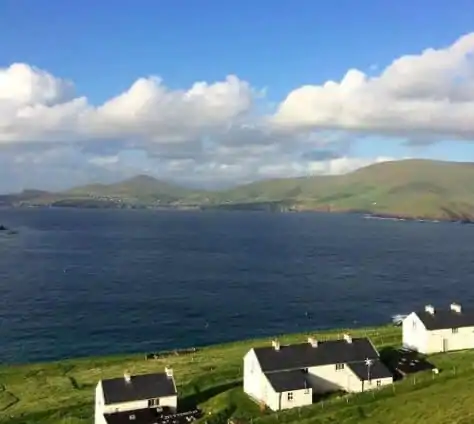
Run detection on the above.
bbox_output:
[102,372,177,405]
[265,370,310,392]
[416,309,474,330]
[347,360,393,381]
[254,337,380,372]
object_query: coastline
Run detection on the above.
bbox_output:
[3,202,474,224]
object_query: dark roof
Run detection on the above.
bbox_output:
[104,407,172,424]
[265,370,310,392]
[253,338,380,372]
[416,308,474,330]
[102,373,177,405]
[347,360,393,381]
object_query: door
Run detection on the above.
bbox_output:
[443,338,448,352]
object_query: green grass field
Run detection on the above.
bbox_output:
[2,325,474,424]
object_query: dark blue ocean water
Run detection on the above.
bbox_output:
[1,208,473,364]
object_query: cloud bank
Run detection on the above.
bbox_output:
[1,32,474,191]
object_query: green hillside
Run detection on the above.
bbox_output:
[8,159,474,220]
[3,325,474,424]
[209,159,474,219]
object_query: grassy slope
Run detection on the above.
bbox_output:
[209,159,474,219]
[3,325,474,424]
[14,159,474,219]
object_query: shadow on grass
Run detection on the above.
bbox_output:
[179,380,241,411]
[313,390,345,403]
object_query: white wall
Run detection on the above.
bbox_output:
[94,382,107,424]
[243,349,265,401]
[308,363,393,394]
[278,388,312,410]
[102,395,178,414]
[403,312,427,352]
[425,326,474,354]
[258,375,312,411]
[403,312,474,354]
[103,399,149,414]
[157,395,178,410]
[360,377,393,392]
[308,364,355,393]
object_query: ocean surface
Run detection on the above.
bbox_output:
[1,208,473,364]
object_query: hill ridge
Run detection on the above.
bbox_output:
[4,159,474,221]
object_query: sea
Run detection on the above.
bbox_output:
[1,208,474,364]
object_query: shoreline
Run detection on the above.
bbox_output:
[3,203,474,224]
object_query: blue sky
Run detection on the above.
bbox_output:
[1,0,474,191]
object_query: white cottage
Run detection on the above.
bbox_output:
[94,368,178,424]
[243,334,393,411]
[403,303,474,354]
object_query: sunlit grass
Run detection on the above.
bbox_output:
[2,325,474,423]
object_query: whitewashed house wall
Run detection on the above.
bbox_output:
[94,382,108,424]
[243,349,265,401]
[276,387,312,410]
[403,308,474,354]
[403,312,428,352]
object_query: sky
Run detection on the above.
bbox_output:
[1,0,474,192]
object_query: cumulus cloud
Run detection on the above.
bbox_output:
[1,32,474,190]
[273,33,474,140]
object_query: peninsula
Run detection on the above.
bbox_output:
[3,159,474,222]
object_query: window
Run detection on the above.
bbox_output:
[452,328,459,334]
[412,320,417,330]
[148,398,160,407]
[304,388,310,394]
[287,392,293,401]
[376,380,381,387]
[335,363,345,371]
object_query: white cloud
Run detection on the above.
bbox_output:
[1,32,474,190]
[0,64,254,145]
[272,33,474,140]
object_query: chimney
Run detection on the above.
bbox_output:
[425,305,435,315]
[271,339,280,351]
[165,366,173,378]
[307,337,318,348]
[343,334,352,344]
[124,371,132,383]
[450,303,462,313]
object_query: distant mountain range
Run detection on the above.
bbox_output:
[4,159,474,221]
